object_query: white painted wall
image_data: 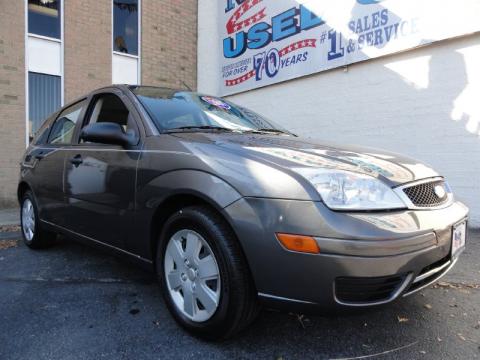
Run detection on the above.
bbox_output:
[198,1,480,227]
[27,36,62,76]
[112,53,139,85]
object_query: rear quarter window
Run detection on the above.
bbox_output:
[32,114,56,145]
[47,99,87,145]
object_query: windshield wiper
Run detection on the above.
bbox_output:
[165,126,295,136]
[165,126,236,133]
[257,128,288,134]
[244,128,291,135]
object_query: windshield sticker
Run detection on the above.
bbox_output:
[201,96,231,110]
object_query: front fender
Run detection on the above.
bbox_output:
[131,170,243,260]
[140,170,242,209]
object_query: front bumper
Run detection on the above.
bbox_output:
[223,198,469,311]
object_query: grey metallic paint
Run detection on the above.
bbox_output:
[19,85,469,311]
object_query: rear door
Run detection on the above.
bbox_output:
[63,89,143,249]
[27,100,87,227]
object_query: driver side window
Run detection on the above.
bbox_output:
[83,93,139,143]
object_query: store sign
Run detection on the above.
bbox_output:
[219,0,480,95]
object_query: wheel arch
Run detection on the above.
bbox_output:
[135,169,258,291]
[17,181,33,203]
[148,190,243,267]
[139,170,242,257]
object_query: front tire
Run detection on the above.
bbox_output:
[20,190,56,249]
[156,206,258,340]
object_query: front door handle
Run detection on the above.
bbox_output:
[70,155,83,167]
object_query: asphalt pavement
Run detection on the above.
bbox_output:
[0,228,478,360]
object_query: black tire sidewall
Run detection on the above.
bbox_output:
[156,207,243,339]
[20,190,54,249]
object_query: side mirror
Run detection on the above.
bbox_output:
[80,122,135,147]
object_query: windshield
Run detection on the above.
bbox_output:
[130,86,289,134]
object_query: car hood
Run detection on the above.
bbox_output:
[172,133,440,187]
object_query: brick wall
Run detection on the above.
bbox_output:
[0,0,25,207]
[64,0,198,99]
[142,0,197,90]
[64,0,112,102]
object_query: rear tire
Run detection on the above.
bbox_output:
[156,205,259,340]
[20,190,56,249]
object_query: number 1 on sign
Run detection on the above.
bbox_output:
[328,30,345,61]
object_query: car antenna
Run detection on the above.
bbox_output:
[181,81,193,92]
[172,72,193,92]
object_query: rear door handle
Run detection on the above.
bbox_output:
[70,154,83,167]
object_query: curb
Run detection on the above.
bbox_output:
[0,231,21,240]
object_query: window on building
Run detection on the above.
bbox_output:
[113,0,139,55]
[28,0,61,39]
[28,72,61,138]
[48,100,86,145]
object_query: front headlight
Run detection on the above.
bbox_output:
[295,168,406,210]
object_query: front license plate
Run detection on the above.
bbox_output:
[452,221,466,258]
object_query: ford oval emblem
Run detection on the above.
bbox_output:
[434,185,446,198]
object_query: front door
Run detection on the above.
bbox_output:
[63,90,143,249]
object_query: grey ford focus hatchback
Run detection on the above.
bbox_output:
[19,85,468,339]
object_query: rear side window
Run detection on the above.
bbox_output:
[48,100,86,145]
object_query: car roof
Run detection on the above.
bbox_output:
[61,84,194,110]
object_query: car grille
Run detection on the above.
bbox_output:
[402,180,448,207]
[335,274,407,304]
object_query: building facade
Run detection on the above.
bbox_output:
[0,0,197,208]
[198,0,480,227]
